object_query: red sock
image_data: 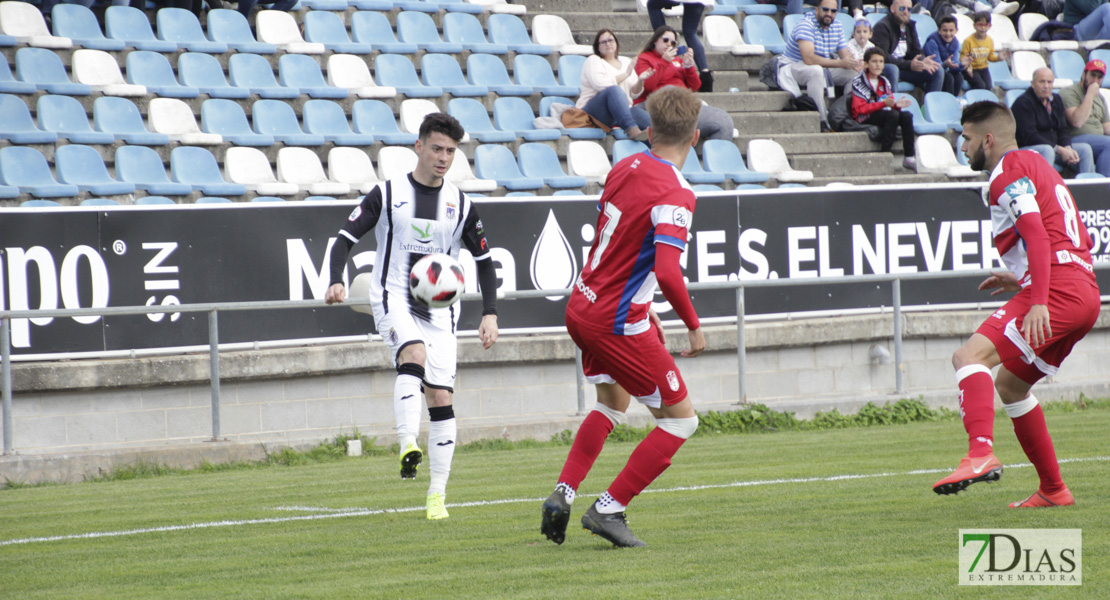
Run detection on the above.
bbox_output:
[1011,404,1064,494]
[556,410,614,491]
[957,365,995,457]
[607,427,687,506]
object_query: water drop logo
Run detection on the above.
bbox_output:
[530,210,577,301]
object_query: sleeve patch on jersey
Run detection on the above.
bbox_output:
[671,206,688,228]
[347,205,362,221]
[1004,177,1036,201]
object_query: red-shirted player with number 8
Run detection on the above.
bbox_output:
[539,86,706,548]
[934,102,1101,507]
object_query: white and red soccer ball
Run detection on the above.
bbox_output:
[409,253,465,308]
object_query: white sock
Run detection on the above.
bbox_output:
[394,373,423,449]
[427,413,456,495]
[555,482,576,504]
[595,491,626,515]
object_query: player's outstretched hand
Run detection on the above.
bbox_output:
[977,270,1021,296]
[682,328,705,358]
[324,283,346,305]
[649,309,666,345]
[479,314,499,350]
[1022,304,1051,347]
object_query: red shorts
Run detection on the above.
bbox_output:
[976,276,1101,385]
[565,310,688,408]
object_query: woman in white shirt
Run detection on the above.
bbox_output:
[576,29,651,140]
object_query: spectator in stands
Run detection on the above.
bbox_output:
[577,29,650,140]
[237,0,296,18]
[1063,0,1110,43]
[1012,68,1096,175]
[871,0,943,95]
[924,16,968,96]
[846,19,875,68]
[765,0,826,16]
[1062,59,1110,176]
[779,0,862,131]
[960,12,1010,91]
[647,0,713,91]
[634,26,733,141]
[850,48,917,169]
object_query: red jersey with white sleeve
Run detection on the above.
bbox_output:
[987,149,1097,304]
[567,150,700,336]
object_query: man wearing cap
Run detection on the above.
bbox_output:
[1061,59,1110,177]
[1012,68,1096,176]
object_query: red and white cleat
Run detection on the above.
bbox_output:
[1009,487,1075,508]
[933,454,1003,495]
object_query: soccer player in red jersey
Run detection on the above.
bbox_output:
[933,102,1101,507]
[540,86,706,547]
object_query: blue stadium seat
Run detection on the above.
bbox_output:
[170,147,247,197]
[963,89,999,104]
[125,51,200,98]
[782,14,803,38]
[612,139,648,163]
[743,15,787,54]
[517,143,587,189]
[178,53,251,99]
[15,47,92,95]
[0,183,19,198]
[0,93,59,144]
[473,144,545,191]
[1004,88,1023,107]
[229,53,300,99]
[252,99,326,146]
[116,146,194,196]
[914,16,937,43]
[200,99,275,146]
[422,53,489,97]
[557,55,586,88]
[350,11,419,54]
[692,184,724,192]
[1092,50,1110,88]
[349,0,394,9]
[304,11,375,54]
[20,199,62,207]
[535,95,606,140]
[681,147,726,184]
[716,0,778,15]
[923,91,963,132]
[36,94,115,144]
[397,12,465,54]
[135,196,177,205]
[206,9,277,54]
[514,54,578,96]
[700,139,771,184]
[989,60,1028,90]
[0,147,79,198]
[443,13,508,54]
[251,196,287,202]
[505,191,536,196]
[835,12,855,41]
[196,197,233,204]
[55,144,136,196]
[437,0,484,13]
[448,98,516,142]
[537,95,574,118]
[375,54,444,98]
[736,183,768,190]
[302,99,375,146]
[895,93,948,135]
[279,54,348,99]
[351,100,419,145]
[51,4,125,51]
[156,8,228,53]
[467,53,531,96]
[955,135,969,166]
[393,0,441,13]
[81,198,121,206]
[493,97,561,141]
[104,6,177,52]
[487,14,552,55]
[865,13,884,27]
[93,96,170,145]
[1050,50,1085,83]
[0,54,35,94]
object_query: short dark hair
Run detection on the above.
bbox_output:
[939,15,957,27]
[961,100,1014,137]
[418,112,464,143]
[972,11,991,24]
[863,47,886,63]
[641,25,678,55]
[592,29,619,57]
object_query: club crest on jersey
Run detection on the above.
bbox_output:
[666,370,679,392]
[1005,177,1035,199]
[347,205,362,221]
[388,328,398,345]
[446,201,456,220]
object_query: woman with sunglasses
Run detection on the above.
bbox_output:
[633,26,734,141]
[577,29,652,140]
[645,0,712,92]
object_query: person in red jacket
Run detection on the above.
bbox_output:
[850,47,917,169]
[633,26,733,141]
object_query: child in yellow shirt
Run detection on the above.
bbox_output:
[960,12,1011,90]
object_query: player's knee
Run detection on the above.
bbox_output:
[656,415,699,440]
[593,402,627,427]
[396,362,426,381]
[398,343,426,366]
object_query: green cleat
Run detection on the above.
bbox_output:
[426,492,449,520]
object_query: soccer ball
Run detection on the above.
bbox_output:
[409,253,465,308]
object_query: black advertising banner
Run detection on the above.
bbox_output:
[2,181,1108,357]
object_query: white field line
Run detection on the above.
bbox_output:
[2,456,1107,548]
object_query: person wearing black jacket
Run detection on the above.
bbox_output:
[869,0,943,94]
[1012,68,1095,175]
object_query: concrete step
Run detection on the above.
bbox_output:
[541,12,654,32]
[808,173,961,187]
[704,90,791,112]
[791,152,900,177]
[730,111,818,135]
[733,131,877,155]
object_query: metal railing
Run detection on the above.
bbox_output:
[2,266,1107,455]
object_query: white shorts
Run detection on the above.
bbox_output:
[372,303,458,392]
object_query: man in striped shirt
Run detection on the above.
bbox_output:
[780,0,862,129]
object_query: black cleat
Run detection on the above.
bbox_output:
[581,502,647,548]
[399,443,423,480]
[540,489,571,545]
